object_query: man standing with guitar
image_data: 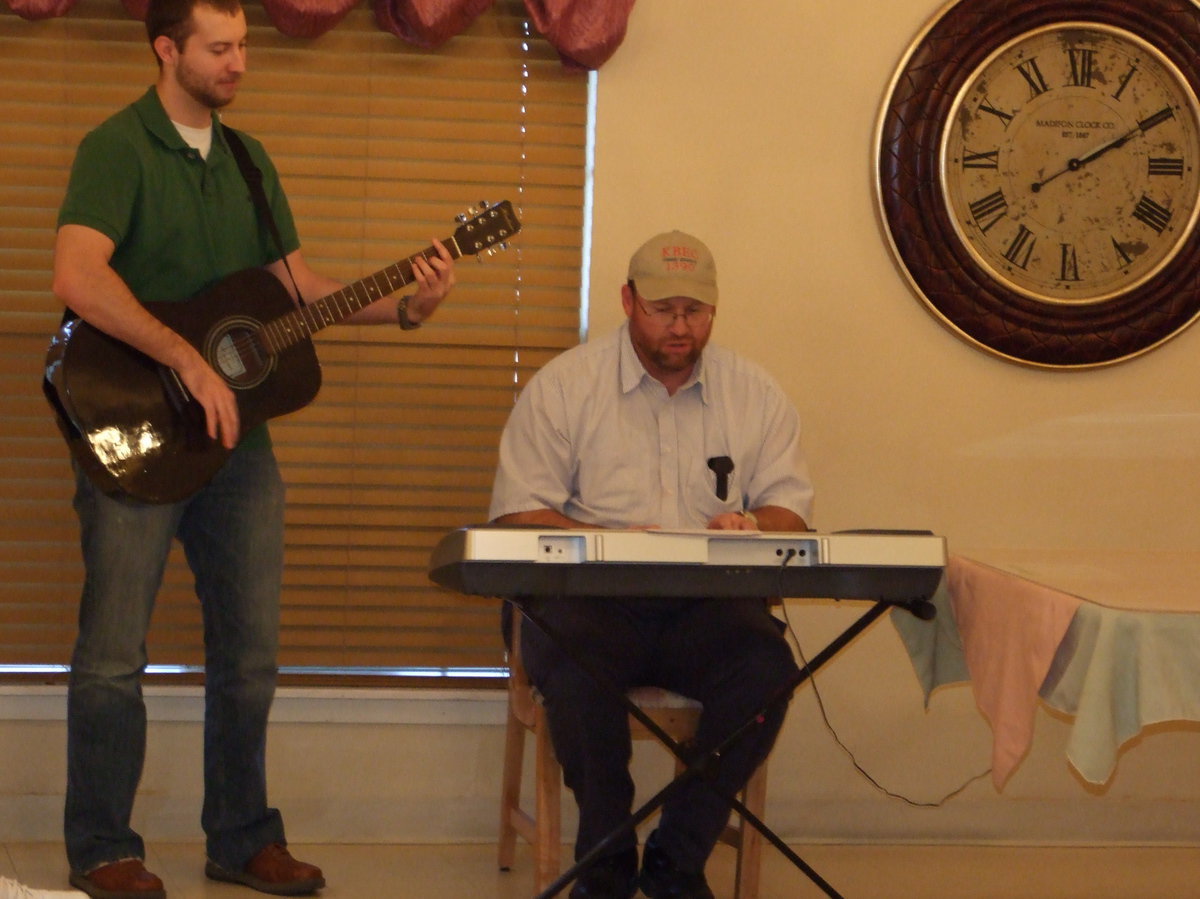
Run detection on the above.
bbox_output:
[48,0,455,896]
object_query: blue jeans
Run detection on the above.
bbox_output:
[65,443,287,874]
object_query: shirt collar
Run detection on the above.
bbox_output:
[133,86,226,157]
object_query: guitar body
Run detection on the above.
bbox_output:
[43,200,521,504]
[45,268,321,504]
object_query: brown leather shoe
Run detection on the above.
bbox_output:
[205,843,325,896]
[69,859,166,899]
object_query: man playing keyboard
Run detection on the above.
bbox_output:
[488,230,815,899]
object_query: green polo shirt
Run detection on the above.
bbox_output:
[58,87,302,448]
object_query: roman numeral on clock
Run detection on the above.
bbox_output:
[1067,48,1095,88]
[1113,64,1138,101]
[1148,157,1185,176]
[1112,236,1134,269]
[969,190,1008,232]
[1016,58,1050,98]
[1133,195,1172,233]
[1003,225,1036,269]
[1060,244,1081,281]
[962,148,1000,169]
[977,99,1014,128]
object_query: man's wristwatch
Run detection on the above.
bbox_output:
[397,296,421,330]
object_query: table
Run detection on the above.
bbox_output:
[891,551,1200,788]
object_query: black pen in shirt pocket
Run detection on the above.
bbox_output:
[707,455,733,501]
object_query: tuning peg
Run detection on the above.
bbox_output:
[456,213,468,223]
[478,200,490,210]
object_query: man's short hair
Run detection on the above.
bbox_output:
[146,0,242,60]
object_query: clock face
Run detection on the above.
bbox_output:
[941,24,1200,305]
[876,0,1200,368]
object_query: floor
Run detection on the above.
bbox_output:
[4,841,1200,898]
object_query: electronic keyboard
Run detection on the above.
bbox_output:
[428,527,946,603]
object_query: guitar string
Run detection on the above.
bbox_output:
[218,256,421,363]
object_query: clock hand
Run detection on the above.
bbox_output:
[1030,160,1078,192]
[1030,109,1173,193]
[1073,126,1139,167]
[1030,127,1139,192]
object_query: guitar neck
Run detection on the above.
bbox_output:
[262,237,466,351]
[255,199,519,352]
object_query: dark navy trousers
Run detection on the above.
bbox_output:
[514,594,798,873]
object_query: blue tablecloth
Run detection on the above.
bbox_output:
[893,555,1200,787]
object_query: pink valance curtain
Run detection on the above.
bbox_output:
[5,0,636,68]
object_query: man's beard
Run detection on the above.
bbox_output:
[642,338,701,373]
[176,64,238,110]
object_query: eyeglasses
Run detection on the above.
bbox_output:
[636,298,714,327]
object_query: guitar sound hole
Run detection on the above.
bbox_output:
[210,321,271,388]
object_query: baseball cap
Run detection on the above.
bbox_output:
[627,230,718,306]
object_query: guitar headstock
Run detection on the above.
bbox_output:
[453,200,521,258]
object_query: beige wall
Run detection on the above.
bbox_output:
[585,0,1200,841]
[590,0,1200,554]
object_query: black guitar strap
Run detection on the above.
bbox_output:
[222,124,306,306]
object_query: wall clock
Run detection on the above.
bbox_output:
[876,0,1200,367]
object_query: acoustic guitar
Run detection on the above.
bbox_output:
[43,200,520,504]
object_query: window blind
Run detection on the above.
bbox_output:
[0,0,587,683]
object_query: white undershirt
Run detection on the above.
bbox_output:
[172,119,214,159]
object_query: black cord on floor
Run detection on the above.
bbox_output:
[775,560,991,807]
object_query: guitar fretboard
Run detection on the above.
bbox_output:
[257,242,464,355]
[249,198,519,354]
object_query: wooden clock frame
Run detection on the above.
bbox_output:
[876,0,1200,368]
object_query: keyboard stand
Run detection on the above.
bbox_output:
[515,594,936,899]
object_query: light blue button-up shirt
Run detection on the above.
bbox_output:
[489,321,814,528]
